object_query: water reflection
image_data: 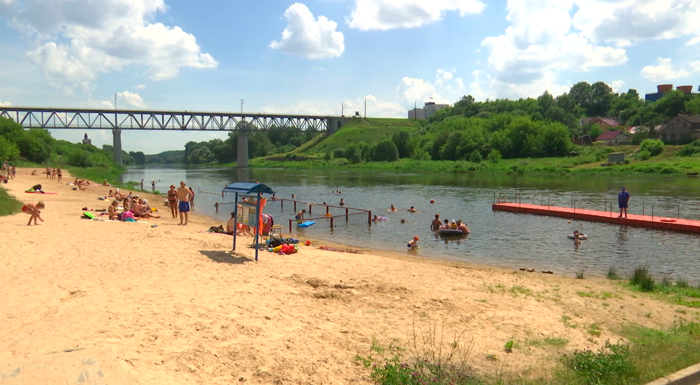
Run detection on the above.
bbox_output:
[123,166,700,283]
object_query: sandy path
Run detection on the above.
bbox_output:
[0,168,693,384]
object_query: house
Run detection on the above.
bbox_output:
[658,114,700,143]
[580,117,620,128]
[573,135,593,146]
[596,130,630,145]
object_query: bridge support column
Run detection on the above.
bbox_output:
[236,131,249,168]
[112,129,123,166]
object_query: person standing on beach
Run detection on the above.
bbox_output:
[140,179,144,190]
[618,186,630,218]
[167,185,178,218]
[56,168,62,184]
[176,181,191,225]
[152,180,156,192]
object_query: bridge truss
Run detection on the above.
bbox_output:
[0,107,334,131]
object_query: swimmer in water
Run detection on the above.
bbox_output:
[407,206,417,213]
[339,198,345,206]
[389,204,398,212]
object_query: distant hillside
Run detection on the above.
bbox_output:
[147,150,185,164]
[296,118,423,155]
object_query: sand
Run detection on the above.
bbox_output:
[0,168,694,384]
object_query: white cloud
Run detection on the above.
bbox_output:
[86,100,116,109]
[0,0,15,14]
[690,61,700,72]
[270,3,345,59]
[0,100,12,106]
[477,0,627,99]
[572,0,700,47]
[397,69,465,104]
[261,94,404,118]
[134,84,147,90]
[116,91,147,109]
[6,0,217,92]
[611,79,626,93]
[311,66,327,71]
[347,0,485,31]
[641,58,690,81]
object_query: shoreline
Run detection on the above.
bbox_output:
[1,168,696,384]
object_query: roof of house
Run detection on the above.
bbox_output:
[597,118,620,126]
[596,130,624,141]
[674,114,700,124]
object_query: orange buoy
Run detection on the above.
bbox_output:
[430,199,435,204]
[660,218,677,223]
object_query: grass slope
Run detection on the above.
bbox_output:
[0,185,23,216]
[298,118,423,155]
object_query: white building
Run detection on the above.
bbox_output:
[407,101,449,120]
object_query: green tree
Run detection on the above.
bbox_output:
[469,149,482,163]
[129,151,148,165]
[684,95,700,114]
[487,149,502,163]
[0,136,20,160]
[639,139,664,156]
[588,81,615,116]
[391,130,412,158]
[371,140,399,162]
[655,90,691,118]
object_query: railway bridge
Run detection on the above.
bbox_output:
[0,106,352,167]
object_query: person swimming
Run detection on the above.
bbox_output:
[407,206,417,213]
[339,198,345,206]
[389,204,398,212]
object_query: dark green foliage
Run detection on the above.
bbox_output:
[637,150,651,161]
[469,149,482,163]
[370,140,399,162]
[333,148,346,159]
[630,267,650,286]
[639,139,664,156]
[0,136,20,160]
[606,267,620,280]
[391,130,412,159]
[0,186,24,216]
[677,140,700,157]
[564,341,631,385]
[487,149,501,164]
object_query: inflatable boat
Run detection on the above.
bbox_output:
[437,228,469,236]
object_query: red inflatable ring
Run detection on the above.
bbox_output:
[660,218,677,223]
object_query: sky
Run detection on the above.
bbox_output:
[1,0,700,154]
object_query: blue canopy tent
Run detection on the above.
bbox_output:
[222,182,275,261]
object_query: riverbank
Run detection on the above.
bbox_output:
[1,168,699,384]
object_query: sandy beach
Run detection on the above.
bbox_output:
[0,168,692,384]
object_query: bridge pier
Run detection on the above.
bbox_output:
[112,129,123,166]
[236,131,249,168]
[327,117,352,134]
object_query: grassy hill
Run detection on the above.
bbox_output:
[295,118,423,155]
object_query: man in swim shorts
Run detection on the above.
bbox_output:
[177,181,192,225]
[618,186,630,218]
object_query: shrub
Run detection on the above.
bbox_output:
[676,277,689,288]
[630,267,650,286]
[564,341,631,385]
[677,140,700,157]
[411,149,431,161]
[323,152,332,162]
[637,149,651,160]
[607,267,620,280]
[468,149,482,163]
[639,139,664,156]
[487,149,502,164]
[333,148,346,159]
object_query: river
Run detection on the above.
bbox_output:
[122,166,700,283]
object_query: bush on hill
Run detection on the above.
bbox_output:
[677,140,700,157]
[639,139,664,156]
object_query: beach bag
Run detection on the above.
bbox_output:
[121,211,135,221]
[32,184,42,191]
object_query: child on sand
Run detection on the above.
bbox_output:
[22,201,45,225]
[407,236,419,250]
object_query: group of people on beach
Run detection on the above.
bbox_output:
[44,167,63,183]
[1,161,16,182]
[104,181,194,225]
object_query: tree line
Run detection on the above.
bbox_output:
[0,116,134,167]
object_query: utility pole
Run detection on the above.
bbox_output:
[341,103,344,117]
[241,99,245,114]
[114,93,117,109]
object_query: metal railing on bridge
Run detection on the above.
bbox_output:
[0,106,340,131]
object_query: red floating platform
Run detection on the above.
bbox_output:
[492,203,700,234]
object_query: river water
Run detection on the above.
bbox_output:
[122,167,700,283]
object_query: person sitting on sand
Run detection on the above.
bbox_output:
[431,214,441,231]
[102,179,111,186]
[78,181,91,191]
[226,212,236,234]
[407,206,417,213]
[457,220,470,234]
[22,201,45,226]
[134,199,160,219]
[389,204,398,212]
[107,190,114,197]
[108,200,120,220]
[407,236,419,250]
[295,209,306,224]
[339,198,345,206]
[31,170,37,175]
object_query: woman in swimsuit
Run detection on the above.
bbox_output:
[57,168,62,184]
[167,185,178,218]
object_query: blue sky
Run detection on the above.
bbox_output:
[1,0,700,154]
